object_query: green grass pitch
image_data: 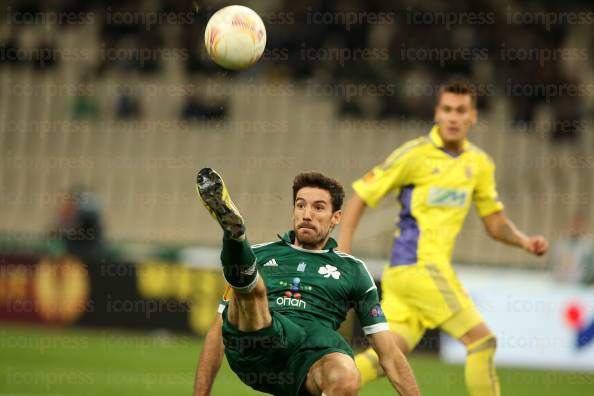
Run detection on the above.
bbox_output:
[1,324,593,395]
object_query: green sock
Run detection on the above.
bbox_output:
[220,235,258,292]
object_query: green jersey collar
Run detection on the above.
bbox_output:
[278,230,338,252]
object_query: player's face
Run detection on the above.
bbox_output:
[293,187,341,250]
[434,93,477,147]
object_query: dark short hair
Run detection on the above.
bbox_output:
[292,172,345,212]
[437,81,477,107]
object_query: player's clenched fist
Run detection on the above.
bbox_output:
[523,235,549,256]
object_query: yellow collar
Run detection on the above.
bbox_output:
[429,125,469,153]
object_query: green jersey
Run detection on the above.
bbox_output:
[221,231,388,336]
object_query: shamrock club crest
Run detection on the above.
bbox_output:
[318,264,341,279]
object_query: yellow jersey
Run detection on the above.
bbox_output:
[353,125,503,267]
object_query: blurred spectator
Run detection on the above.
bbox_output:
[72,77,99,120]
[180,6,211,74]
[180,94,227,122]
[136,29,162,74]
[0,35,24,66]
[551,94,583,142]
[550,216,594,285]
[31,38,59,70]
[115,88,142,120]
[51,188,105,264]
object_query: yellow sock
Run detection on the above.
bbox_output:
[354,348,384,385]
[465,335,500,396]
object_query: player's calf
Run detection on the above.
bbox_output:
[465,335,499,396]
[226,279,272,331]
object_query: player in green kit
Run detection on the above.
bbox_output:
[192,168,420,396]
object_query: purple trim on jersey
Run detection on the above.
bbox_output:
[390,185,419,266]
[440,147,463,158]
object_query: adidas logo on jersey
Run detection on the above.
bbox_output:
[263,259,278,267]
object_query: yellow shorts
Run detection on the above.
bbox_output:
[380,263,483,351]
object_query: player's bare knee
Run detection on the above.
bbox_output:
[466,333,497,354]
[328,370,360,395]
[323,357,360,395]
[484,334,497,350]
[460,322,495,347]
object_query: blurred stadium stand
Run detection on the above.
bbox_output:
[0,0,593,271]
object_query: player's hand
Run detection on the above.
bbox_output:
[523,235,549,256]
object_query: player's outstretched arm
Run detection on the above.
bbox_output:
[368,331,421,396]
[482,211,549,256]
[193,314,224,396]
[338,195,367,253]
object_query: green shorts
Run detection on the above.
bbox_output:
[222,308,353,396]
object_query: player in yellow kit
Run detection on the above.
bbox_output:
[339,81,549,396]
